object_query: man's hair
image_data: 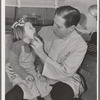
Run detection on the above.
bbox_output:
[55,6,81,28]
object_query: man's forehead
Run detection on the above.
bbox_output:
[54,15,65,26]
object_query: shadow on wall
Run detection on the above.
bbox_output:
[66,0,97,29]
[79,13,87,29]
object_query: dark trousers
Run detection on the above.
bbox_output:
[6,82,74,100]
[5,85,27,100]
[51,82,74,100]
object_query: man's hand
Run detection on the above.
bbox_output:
[6,63,15,75]
[31,36,44,56]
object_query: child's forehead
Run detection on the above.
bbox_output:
[24,22,33,27]
[25,21,32,25]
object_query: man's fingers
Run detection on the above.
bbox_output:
[34,36,42,44]
[31,44,36,49]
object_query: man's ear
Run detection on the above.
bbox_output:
[69,25,75,32]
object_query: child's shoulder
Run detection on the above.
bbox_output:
[13,40,23,45]
[12,40,23,49]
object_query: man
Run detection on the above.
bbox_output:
[31,6,87,100]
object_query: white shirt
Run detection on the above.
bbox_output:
[38,26,87,98]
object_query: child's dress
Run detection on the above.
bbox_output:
[6,40,52,99]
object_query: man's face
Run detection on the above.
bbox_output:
[53,14,70,39]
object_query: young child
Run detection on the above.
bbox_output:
[5,17,52,100]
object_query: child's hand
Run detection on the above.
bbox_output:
[26,75,35,82]
[39,76,47,82]
[36,65,43,74]
[36,72,46,82]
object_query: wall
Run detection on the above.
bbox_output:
[66,0,97,31]
[6,7,55,22]
[6,0,97,33]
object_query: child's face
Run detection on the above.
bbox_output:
[24,22,36,40]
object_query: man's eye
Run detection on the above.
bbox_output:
[57,25,61,28]
[29,26,32,29]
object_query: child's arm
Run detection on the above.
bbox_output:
[34,55,44,74]
[32,53,46,81]
[9,42,29,80]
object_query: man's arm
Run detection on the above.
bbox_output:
[42,43,87,80]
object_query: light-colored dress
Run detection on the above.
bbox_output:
[39,26,88,98]
[6,41,52,99]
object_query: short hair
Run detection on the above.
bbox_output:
[55,6,81,28]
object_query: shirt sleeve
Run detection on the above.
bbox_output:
[60,44,88,76]
[42,42,87,80]
[9,42,29,79]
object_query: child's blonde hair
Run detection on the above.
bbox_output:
[11,17,33,41]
